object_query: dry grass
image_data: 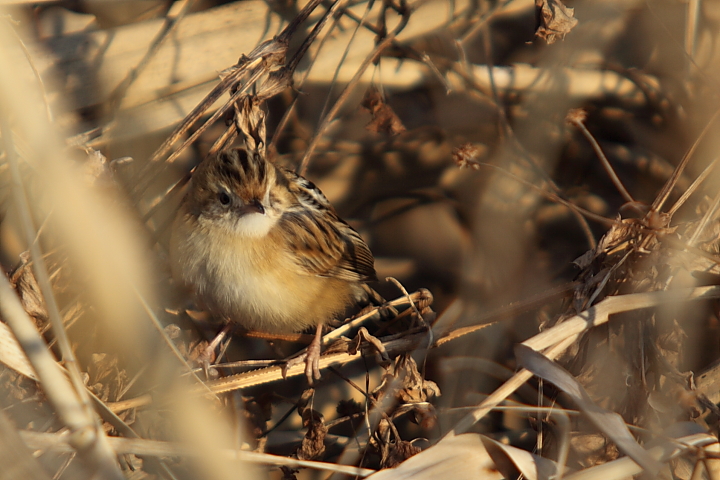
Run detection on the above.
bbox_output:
[3,0,720,479]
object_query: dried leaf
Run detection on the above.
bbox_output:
[336,398,363,417]
[87,352,128,403]
[296,389,327,460]
[565,108,587,125]
[396,355,441,405]
[296,409,327,461]
[452,143,487,170]
[515,344,662,475]
[235,95,267,156]
[480,435,567,480]
[563,432,718,480]
[10,253,48,326]
[0,321,37,380]
[83,148,119,190]
[570,433,616,468]
[243,394,274,438]
[362,87,406,136]
[280,466,298,480]
[535,0,578,44]
[572,249,595,270]
[356,327,390,364]
[367,434,502,480]
[384,441,422,468]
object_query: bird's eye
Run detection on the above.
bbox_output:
[218,191,231,206]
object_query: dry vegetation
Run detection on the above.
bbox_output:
[3,0,720,478]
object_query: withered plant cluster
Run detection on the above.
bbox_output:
[2,0,720,479]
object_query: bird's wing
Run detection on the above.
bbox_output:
[278,169,376,282]
[279,211,376,282]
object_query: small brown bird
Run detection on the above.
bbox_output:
[169,148,376,381]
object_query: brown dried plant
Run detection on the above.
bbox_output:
[4,1,720,479]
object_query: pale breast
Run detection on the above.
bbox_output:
[171,213,353,333]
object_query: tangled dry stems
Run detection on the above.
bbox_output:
[3,0,720,479]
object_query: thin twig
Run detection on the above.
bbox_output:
[465,161,614,226]
[316,0,374,125]
[135,0,338,202]
[568,112,635,205]
[134,70,267,197]
[2,16,52,122]
[652,108,720,212]
[131,284,220,402]
[1,123,95,417]
[0,270,124,479]
[107,0,196,115]
[298,32,401,175]
[435,282,577,347]
[460,0,520,46]
[452,60,598,248]
[446,285,720,436]
[270,0,346,150]
[20,431,376,477]
[687,188,720,248]
[667,155,720,218]
[322,290,428,344]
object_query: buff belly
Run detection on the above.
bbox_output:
[170,214,353,333]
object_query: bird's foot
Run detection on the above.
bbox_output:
[194,323,233,379]
[283,324,323,384]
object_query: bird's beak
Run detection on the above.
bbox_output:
[237,199,265,216]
